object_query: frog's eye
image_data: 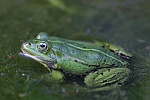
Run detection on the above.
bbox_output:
[37,41,48,53]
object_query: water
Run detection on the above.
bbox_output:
[0,0,150,100]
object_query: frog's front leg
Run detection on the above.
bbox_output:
[94,40,133,59]
[84,67,131,92]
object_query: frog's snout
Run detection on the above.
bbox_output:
[21,42,34,50]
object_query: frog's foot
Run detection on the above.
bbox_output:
[41,69,65,83]
[94,40,133,59]
[84,68,131,92]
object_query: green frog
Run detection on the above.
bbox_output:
[20,32,132,92]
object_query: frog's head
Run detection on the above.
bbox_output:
[20,32,56,68]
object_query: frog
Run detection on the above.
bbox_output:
[20,32,132,92]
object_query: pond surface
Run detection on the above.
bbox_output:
[0,0,150,100]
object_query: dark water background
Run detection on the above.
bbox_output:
[0,0,150,100]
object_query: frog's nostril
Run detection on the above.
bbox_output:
[28,43,31,46]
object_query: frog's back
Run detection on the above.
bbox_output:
[48,36,128,67]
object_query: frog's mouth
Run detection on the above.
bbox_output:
[19,49,56,69]
[19,49,43,62]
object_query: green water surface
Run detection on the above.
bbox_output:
[0,0,150,100]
